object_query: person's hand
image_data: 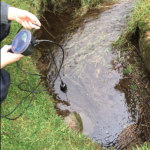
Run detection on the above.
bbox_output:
[7,7,41,29]
[1,45,24,69]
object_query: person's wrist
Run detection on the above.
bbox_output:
[1,61,8,69]
[7,7,18,21]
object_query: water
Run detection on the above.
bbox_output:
[36,0,137,147]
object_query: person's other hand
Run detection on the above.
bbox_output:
[7,7,41,29]
[1,45,24,69]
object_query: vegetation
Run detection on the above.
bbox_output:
[50,0,102,8]
[132,142,150,150]
[46,0,104,16]
[114,0,150,48]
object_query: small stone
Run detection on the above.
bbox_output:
[64,111,83,133]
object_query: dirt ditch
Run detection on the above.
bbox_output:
[34,0,150,149]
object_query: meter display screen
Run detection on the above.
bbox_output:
[11,29,31,54]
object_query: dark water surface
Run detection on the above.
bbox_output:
[36,0,137,147]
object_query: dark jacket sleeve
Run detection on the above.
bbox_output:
[0,2,11,103]
[0,69,10,103]
[0,2,10,24]
[0,2,11,41]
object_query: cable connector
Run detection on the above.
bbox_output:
[34,40,40,47]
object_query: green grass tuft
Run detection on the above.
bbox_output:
[114,0,150,48]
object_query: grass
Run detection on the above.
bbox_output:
[47,0,103,16]
[114,0,150,48]
[132,142,150,150]
[50,0,102,8]
[1,0,102,149]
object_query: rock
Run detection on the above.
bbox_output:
[64,111,83,133]
[79,112,94,135]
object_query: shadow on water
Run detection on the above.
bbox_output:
[35,0,137,147]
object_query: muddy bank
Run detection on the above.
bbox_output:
[113,43,150,149]
[34,0,150,148]
[139,29,150,72]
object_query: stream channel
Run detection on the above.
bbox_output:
[35,0,137,147]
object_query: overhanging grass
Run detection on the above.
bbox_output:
[48,0,103,16]
[50,0,102,7]
[114,0,150,48]
[1,0,101,149]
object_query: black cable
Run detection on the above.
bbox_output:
[17,26,23,33]
[16,40,64,93]
[40,26,64,84]
[1,25,65,120]
[33,23,66,85]
[1,82,35,120]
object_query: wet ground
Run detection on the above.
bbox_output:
[35,0,138,147]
